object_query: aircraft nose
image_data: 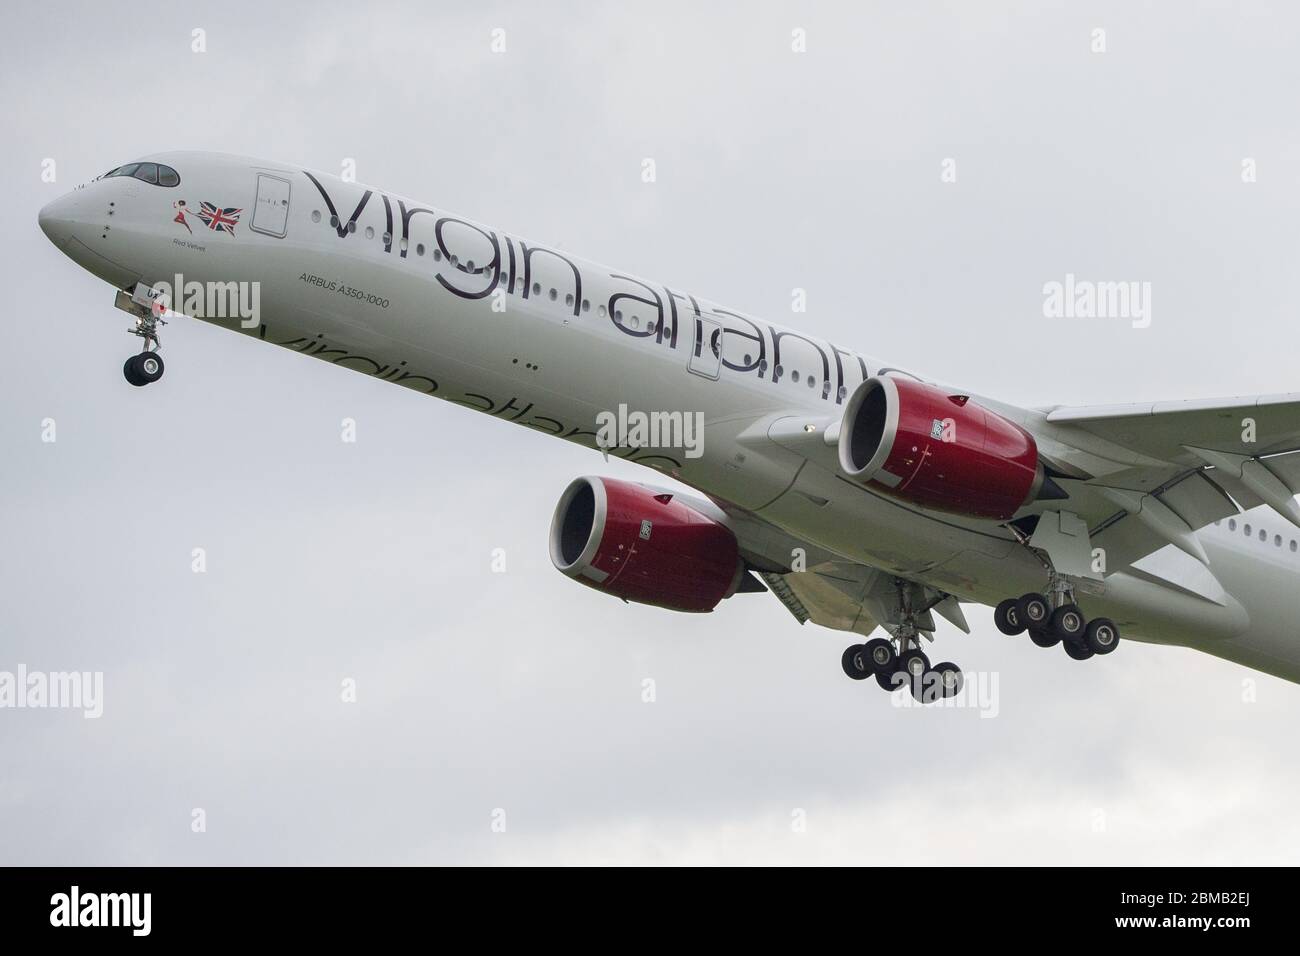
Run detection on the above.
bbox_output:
[38,192,78,246]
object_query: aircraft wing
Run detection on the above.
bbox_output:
[1043,393,1300,461]
[1030,393,1300,571]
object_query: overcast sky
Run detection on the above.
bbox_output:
[3,1,1300,865]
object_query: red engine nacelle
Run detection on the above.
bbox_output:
[549,476,743,613]
[837,375,1042,520]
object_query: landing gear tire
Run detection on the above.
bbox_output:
[1085,617,1121,655]
[863,637,896,675]
[1063,638,1095,661]
[898,648,930,699]
[1029,626,1060,648]
[124,352,164,386]
[875,668,903,692]
[1050,604,1086,641]
[898,648,930,681]
[933,662,963,699]
[841,644,870,680]
[994,598,1025,635]
[910,671,937,703]
[1016,592,1051,631]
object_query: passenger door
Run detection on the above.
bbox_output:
[250,173,291,238]
[688,316,723,379]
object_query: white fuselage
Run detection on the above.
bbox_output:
[37,151,1300,682]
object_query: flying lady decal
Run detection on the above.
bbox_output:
[172,200,193,234]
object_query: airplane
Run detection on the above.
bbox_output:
[37,150,1300,699]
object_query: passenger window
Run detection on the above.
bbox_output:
[1228,519,1237,531]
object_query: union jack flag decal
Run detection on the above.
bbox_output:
[197,201,242,234]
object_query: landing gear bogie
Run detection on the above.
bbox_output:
[839,577,966,705]
[996,588,1121,661]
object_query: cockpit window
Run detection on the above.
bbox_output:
[97,161,180,187]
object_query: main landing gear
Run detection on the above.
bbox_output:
[117,283,168,387]
[995,512,1121,661]
[841,636,964,702]
[993,590,1120,660]
[840,579,964,703]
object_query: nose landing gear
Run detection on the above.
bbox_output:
[115,283,169,387]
